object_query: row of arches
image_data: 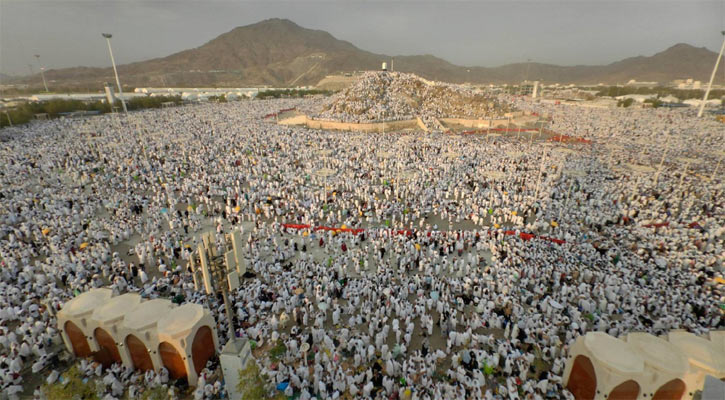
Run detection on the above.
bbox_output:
[568,355,687,400]
[64,321,215,381]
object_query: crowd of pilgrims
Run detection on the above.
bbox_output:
[0,95,723,399]
[312,72,510,124]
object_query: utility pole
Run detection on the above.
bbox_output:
[34,54,49,92]
[698,31,725,118]
[653,134,671,187]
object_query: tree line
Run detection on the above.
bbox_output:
[1,95,182,128]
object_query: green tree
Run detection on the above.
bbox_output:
[617,98,635,108]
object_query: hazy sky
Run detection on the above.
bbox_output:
[2,0,724,76]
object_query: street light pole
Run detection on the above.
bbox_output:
[34,54,49,92]
[698,31,725,118]
[102,33,128,114]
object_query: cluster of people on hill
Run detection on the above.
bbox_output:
[314,71,510,123]
[0,95,722,399]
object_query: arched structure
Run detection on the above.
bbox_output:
[118,298,175,372]
[192,326,215,374]
[159,342,187,380]
[652,379,686,400]
[565,331,725,399]
[563,332,644,399]
[94,327,121,367]
[64,320,92,358]
[88,293,142,369]
[566,355,596,399]
[625,332,690,399]
[126,334,154,371]
[57,288,113,357]
[157,303,219,386]
[608,380,640,400]
[58,289,219,387]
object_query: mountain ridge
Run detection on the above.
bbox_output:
[9,18,724,89]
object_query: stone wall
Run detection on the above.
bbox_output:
[279,115,419,133]
[279,113,539,133]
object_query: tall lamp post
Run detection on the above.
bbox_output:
[34,54,49,92]
[698,31,725,118]
[102,33,128,113]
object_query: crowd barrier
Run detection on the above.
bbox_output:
[263,107,297,119]
[643,222,670,228]
[280,224,566,245]
[460,128,540,135]
[641,221,703,230]
[548,133,592,144]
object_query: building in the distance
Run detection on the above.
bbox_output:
[671,78,703,90]
[625,79,659,88]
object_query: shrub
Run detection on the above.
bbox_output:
[237,362,267,400]
[140,385,169,400]
[41,365,99,400]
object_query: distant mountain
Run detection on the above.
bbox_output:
[9,19,725,90]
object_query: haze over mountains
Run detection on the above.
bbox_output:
[8,18,724,90]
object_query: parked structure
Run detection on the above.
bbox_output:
[57,288,219,386]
